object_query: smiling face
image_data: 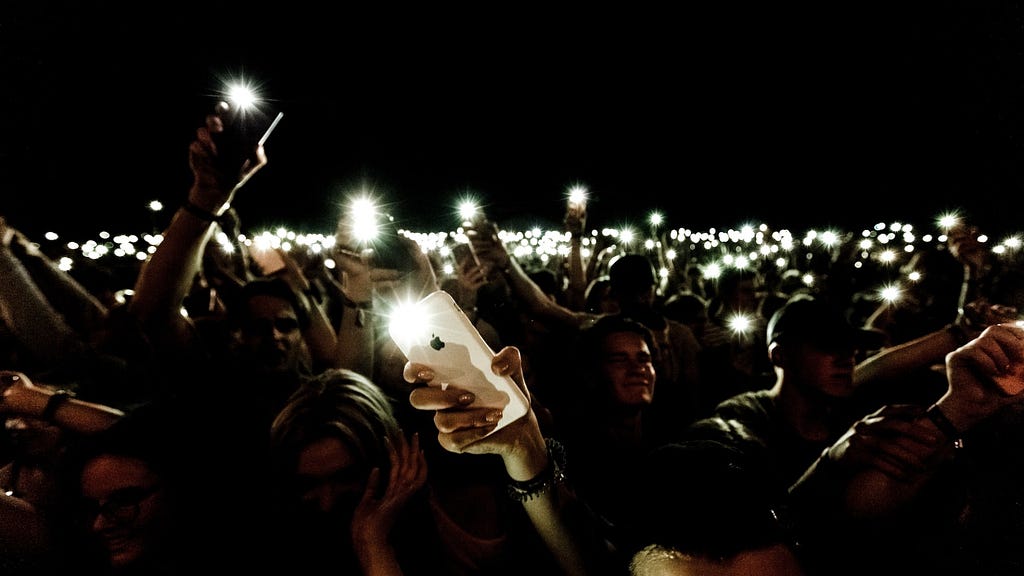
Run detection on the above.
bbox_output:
[600,330,657,408]
[79,454,167,569]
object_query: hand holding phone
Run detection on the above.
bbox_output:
[211,101,282,182]
[389,290,530,435]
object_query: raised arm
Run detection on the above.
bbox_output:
[128,104,267,346]
[796,323,1024,521]
[467,219,589,330]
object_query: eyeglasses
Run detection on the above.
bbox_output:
[242,316,300,334]
[80,484,162,526]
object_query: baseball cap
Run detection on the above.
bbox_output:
[766,294,884,352]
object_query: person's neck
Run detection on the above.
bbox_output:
[771,381,838,442]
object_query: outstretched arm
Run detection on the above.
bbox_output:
[467,219,589,330]
[128,104,267,348]
[0,371,123,434]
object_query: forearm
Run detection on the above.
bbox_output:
[0,245,86,362]
[11,244,109,334]
[4,384,123,434]
[500,258,582,328]
[334,299,375,377]
[505,437,601,576]
[520,486,595,576]
[854,327,959,387]
[129,205,216,327]
[564,237,587,311]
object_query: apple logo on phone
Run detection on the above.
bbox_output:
[430,334,445,351]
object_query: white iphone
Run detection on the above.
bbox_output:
[388,290,530,435]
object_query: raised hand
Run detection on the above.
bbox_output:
[938,322,1024,426]
[823,404,949,482]
[404,346,548,482]
[350,432,428,552]
[188,103,268,213]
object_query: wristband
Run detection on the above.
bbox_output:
[506,438,567,502]
[41,389,75,422]
[924,405,962,442]
[181,201,222,223]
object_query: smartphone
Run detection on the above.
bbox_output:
[213,103,282,176]
[388,290,530,435]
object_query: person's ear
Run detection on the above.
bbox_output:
[768,341,784,366]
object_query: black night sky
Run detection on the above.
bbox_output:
[5,3,1024,239]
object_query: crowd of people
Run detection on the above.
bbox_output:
[3,100,1024,576]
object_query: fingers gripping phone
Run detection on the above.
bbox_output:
[388,290,530,435]
[213,101,283,178]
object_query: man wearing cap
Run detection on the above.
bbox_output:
[682,293,885,491]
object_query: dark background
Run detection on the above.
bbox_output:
[5,2,1024,240]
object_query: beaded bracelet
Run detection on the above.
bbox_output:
[506,438,567,502]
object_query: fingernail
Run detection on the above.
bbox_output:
[484,410,503,423]
[458,393,475,405]
[417,370,434,381]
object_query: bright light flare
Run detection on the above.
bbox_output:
[226,83,258,110]
[938,212,961,231]
[387,299,433,352]
[568,185,587,208]
[458,199,482,223]
[727,313,754,335]
[349,197,383,243]
[878,284,902,304]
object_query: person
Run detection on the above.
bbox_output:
[403,344,615,576]
[788,322,1024,575]
[698,266,776,415]
[266,367,434,574]
[466,223,702,427]
[661,289,709,340]
[683,293,886,494]
[861,245,963,345]
[945,215,1024,320]
[0,370,124,574]
[551,314,685,569]
[51,398,240,575]
[103,100,398,570]
[0,217,145,410]
[439,242,504,350]
[582,276,617,315]
[606,253,701,425]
